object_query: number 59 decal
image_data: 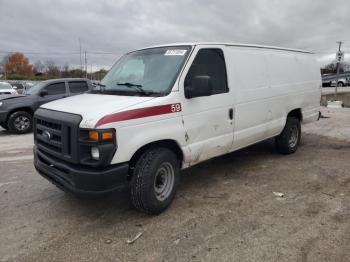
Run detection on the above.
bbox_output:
[171,103,182,112]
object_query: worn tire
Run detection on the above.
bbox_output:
[7,111,33,134]
[131,148,180,214]
[275,117,301,154]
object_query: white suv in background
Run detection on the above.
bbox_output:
[0,82,18,95]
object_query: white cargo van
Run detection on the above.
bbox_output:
[33,43,321,214]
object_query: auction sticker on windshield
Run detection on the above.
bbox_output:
[164,50,187,56]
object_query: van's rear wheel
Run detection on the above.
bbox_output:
[131,148,180,214]
[275,117,301,154]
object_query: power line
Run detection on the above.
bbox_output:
[0,51,121,55]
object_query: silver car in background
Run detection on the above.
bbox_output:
[0,82,18,95]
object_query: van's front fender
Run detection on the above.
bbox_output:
[110,115,190,166]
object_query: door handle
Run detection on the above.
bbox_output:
[229,108,233,120]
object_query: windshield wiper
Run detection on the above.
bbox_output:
[117,82,143,90]
[116,82,157,96]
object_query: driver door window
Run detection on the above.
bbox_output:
[185,49,228,95]
[44,82,66,96]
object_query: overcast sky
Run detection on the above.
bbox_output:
[1,0,349,71]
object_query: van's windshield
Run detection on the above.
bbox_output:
[97,46,191,96]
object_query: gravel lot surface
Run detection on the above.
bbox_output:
[0,107,349,262]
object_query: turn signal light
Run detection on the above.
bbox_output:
[102,132,113,140]
[88,130,99,141]
[88,130,114,141]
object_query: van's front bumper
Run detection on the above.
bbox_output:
[34,146,129,196]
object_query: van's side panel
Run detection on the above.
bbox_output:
[225,47,273,150]
[226,46,320,151]
[264,50,321,130]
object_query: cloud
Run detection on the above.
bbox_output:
[0,0,349,69]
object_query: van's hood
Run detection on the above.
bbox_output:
[41,93,155,127]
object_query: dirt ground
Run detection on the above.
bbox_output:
[0,108,349,262]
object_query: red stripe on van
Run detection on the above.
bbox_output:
[95,103,182,127]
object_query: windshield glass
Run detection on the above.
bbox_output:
[0,82,12,90]
[25,82,46,95]
[99,46,191,96]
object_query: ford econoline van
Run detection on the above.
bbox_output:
[33,43,321,214]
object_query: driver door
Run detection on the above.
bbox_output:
[180,47,234,165]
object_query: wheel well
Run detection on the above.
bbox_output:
[7,108,33,121]
[287,108,302,122]
[129,140,184,170]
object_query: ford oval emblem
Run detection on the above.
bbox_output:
[42,130,52,140]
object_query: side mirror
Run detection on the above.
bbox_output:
[185,75,213,99]
[39,90,48,97]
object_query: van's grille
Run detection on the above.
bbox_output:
[34,108,82,163]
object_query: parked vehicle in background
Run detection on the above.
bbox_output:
[24,82,35,90]
[33,43,321,214]
[322,72,350,87]
[0,82,18,95]
[10,82,26,94]
[330,78,348,87]
[0,78,92,133]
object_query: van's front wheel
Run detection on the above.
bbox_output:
[131,148,180,214]
[275,117,301,154]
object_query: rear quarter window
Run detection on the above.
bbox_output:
[68,81,89,93]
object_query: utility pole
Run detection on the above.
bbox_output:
[79,38,83,75]
[85,51,87,78]
[334,41,343,101]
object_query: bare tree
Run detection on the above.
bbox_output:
[61,64,70,78]
[33,60,45,74]
[45,60,60,78]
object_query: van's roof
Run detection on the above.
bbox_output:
[139,42,312,54]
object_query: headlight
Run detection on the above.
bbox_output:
[0,102,3,107]
[79,128,116,167]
